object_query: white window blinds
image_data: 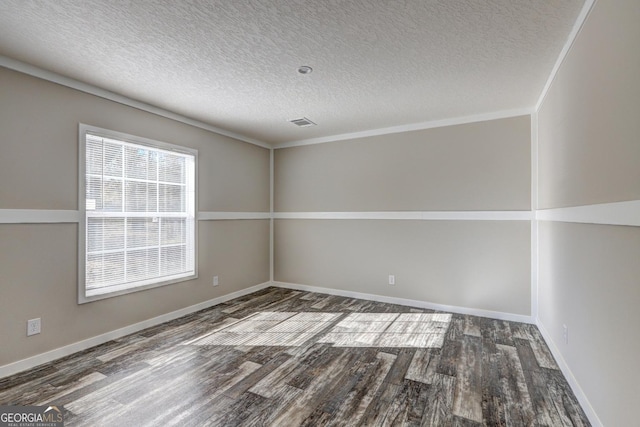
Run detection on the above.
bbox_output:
[80,127,196,301]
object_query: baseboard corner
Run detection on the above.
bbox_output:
[535,317,603,427]
[273,281,533,324]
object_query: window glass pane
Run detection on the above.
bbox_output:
[125,181,158,212]
[86,176,103,210]
[86,137,103,176]
[103,141,123,177]
[86,252,125,289]
[159,153,185,184]
[86,253,104,288]
[159,183,184,212]
[87,218,104,252]
[103,178,123,212]
[161,245,186,275]
[83,129,195,300]
[127,248,159,281]
[101,252,125,286]
[86,218,124,253]
[124,146,147,179]
[127,217,159,248]
[87,218,124,253]
[148,151,159,180]
[161,218,186,245]
[102,218,125,251]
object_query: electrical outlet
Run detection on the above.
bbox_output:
[563,324,568,344]
[388,275,395,286]
[27,318,41,336]
[213,275,219,286]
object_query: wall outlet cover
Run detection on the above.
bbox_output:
[27,318,41,336]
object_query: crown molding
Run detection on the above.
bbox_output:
[0,55,271,149]
[2,55,539,151]
[535,0,597,111]
[274,108,534,149]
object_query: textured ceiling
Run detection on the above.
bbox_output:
[0,0,585,146]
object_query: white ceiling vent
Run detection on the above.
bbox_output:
[289,117,316,127]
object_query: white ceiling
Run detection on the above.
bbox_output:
[0,1,585,147]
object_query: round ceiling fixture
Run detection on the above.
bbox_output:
[297,66,313,75]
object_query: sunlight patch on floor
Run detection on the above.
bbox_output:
[319,312,451,348]
[187,312,452,348]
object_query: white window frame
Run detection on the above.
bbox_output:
[78,124,198,303]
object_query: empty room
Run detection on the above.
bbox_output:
[0,1,637,426]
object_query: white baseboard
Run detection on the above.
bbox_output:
[273,281,533,324]
[3,279,600,427]
[0,281,271,379]
[535,318,603,427]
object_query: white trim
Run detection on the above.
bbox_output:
[81,123,200,156]
[10,202,639,227]
[77,124,199,304]
[530,220,539,319]
[0,55,271,149]
[269,149,275,282]
[535,0,596,111]
[0,210,270,224]
[535,319,603,427]
[0,281,271,379]
[530,112,539,320]
[274,108,534,149]
[274,211,532,221]
[536,200,640,227]
[197,212,270,220]
[273,281,533,324]
[0,209,80,223]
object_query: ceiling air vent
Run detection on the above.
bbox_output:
[289,117,316,127]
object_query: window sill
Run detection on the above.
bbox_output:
[78,272,198,304]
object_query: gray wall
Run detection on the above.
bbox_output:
[276,219,530,314]
[0,67,270,366]
[275,116,532,316]
[536,0,640,425]
[276,118,531,212]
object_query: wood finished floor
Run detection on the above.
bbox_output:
[0,287,590,426]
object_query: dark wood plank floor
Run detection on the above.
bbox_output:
[0,287,590,426]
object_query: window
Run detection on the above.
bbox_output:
[79,124,197,303]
